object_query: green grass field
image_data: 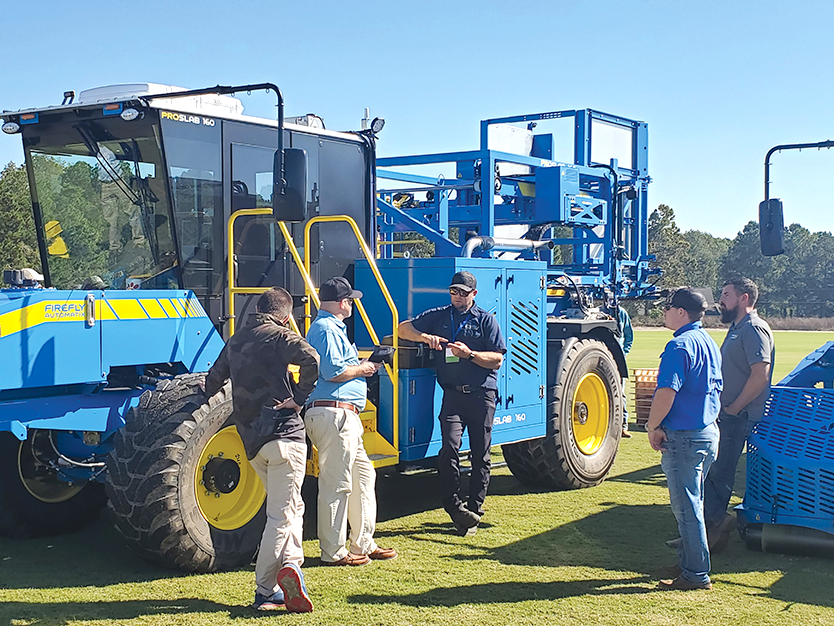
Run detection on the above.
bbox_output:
[1,330,833,625]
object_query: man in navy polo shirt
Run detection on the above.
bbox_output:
[647,287,722,591]
[398,271,506,535]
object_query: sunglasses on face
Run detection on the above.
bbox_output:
[449,287,470,296]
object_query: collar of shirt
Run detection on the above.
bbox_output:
[316,309,346,330]
[729,311,756,331]
[673,320,703,337]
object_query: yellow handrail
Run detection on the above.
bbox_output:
[226,208,302,336]
[303,215,400,453]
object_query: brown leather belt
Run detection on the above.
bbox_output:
[307,400,361,414]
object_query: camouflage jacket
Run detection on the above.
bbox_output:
[205,313,319,459]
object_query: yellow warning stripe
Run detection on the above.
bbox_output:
[0,296,207,338]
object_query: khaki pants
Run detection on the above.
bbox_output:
[249,439,307,596]
[304,406,378,562]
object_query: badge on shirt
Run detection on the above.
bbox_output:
[445,347,460,363]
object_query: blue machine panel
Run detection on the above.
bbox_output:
[742,386,834,534]
[0,290,102,388]
[356,257,546,461]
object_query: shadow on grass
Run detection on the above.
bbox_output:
[0,516,184,590]
[349,576,654,607]
[0,598,264,625]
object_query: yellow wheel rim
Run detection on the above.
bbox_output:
[195,426,265,531]
[571,373,610,455]
[18,435,85,503]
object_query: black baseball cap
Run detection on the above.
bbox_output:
[666,287,707,313]
[319,276,363,302]
[449,271,477,293]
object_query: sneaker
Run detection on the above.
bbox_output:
[657,576,712,591]
[276,564,313,613]
[621,429,633,438]
[467,503,486,517]
[450,508,480,536]
[251,590,285,611]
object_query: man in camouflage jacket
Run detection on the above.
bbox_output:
[205,287,318,612]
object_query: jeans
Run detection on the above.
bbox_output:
[660,422,719,584]
[438,388,496,516]
[249,439,307,597]
[304,406,378,562]
[703,410,754,527]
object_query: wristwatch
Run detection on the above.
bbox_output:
[646,425,660,433]
[466,352,476,361]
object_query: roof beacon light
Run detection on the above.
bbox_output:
[120,108,141,121]
[2,121,20,134]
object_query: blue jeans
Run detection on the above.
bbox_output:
[660,422,719,584]
[703,410,754,528]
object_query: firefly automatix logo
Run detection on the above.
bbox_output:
[43,302,85,320]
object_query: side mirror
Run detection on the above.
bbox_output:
[273,148,308,222]
[759,198,785,256]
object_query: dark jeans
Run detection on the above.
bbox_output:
[661,422,719,584]
[703,409,755,527]
[438,388,496,515]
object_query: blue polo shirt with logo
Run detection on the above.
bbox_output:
[410,303,506,391]
[656,320,723,430]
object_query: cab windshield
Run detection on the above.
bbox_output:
[25,117,178,290]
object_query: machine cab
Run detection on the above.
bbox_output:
[3,83,376,336]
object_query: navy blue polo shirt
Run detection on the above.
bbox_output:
[656,320,723,430]
[411,303,506,390]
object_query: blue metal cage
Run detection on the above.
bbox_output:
[742,386,834,533]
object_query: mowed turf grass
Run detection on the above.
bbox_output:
[1,330,834,625]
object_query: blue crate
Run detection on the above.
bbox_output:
[743,386,834,534]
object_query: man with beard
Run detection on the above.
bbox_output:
[398,271,506,536]
[705,277,774,551]
[668,277,774,556]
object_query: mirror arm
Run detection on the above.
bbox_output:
[143,82,286,191]
[764,139,834,201]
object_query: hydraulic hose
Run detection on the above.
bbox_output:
[462,236,554,258]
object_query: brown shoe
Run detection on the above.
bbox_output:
[322,553,370,566]
[657,576,712,591]
[621,429,633,438]
[366,547,397,560]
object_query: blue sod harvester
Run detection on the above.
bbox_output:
[0,83,657,572]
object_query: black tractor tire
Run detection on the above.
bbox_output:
[105,374,266,573]
[502,338,622,490]
[0,432,106,538]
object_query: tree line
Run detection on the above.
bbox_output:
[2,162,832,317]
[647,204,834,318]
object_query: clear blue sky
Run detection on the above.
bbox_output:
[2,0,832,239]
